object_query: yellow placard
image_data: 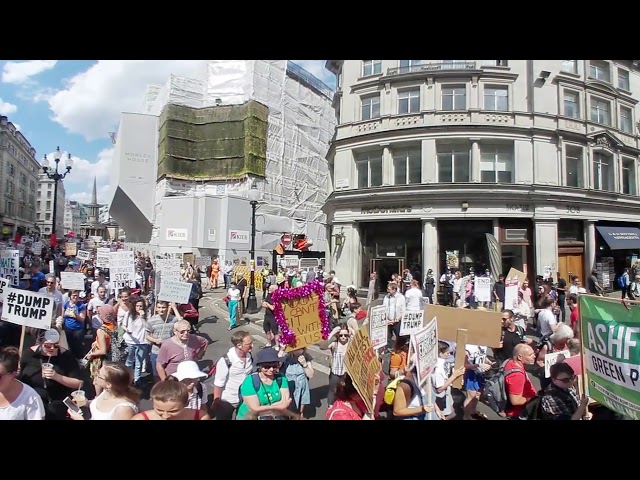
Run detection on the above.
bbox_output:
[281,292,322,352]
[344,326,381,414]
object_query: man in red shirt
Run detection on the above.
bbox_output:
[504,344,538,420]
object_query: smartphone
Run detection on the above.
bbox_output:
[63,397,82,415]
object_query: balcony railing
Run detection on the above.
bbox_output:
[387,61,477,76]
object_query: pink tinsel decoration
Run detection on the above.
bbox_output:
[270,280,329,348]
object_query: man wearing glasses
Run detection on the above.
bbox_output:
[493,310,532,366]
[155,320,208,381]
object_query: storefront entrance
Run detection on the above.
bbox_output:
[370,258,405,292]
[558,253,583,285]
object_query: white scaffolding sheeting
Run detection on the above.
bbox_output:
[142,61,336,252]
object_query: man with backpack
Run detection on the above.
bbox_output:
[503,344,538,420]
[493,310,533,365]
[212,330,254,420]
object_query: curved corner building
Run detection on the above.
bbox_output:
[323,60,640,292]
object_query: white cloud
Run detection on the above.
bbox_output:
[46,60,204,141]
[67,183,111,204]
[1,60,58,84]
[0,98,17,115]
[46,147,114,186]
[290,60,336,88]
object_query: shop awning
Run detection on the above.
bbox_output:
[595,226,640,250]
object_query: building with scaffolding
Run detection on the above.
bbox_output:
[108,61,336,267]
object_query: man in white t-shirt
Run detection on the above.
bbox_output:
[87,286,108,330]
[537,296,558,337]
[404,280,424,310]
[212,330,254,420]
[91,271,110,297]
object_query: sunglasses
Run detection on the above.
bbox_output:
[42,343,60,349]
[260,363,281,370]
[555,375,576,383]
[339,334,349,338]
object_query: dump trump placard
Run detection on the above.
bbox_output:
[1,288,54,330]
[400,309,424,336]
[580,295,640,419]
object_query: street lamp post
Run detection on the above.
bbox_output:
[246,182,261,314]
[41,146,73,240]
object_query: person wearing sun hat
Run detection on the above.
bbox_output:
[236,347,291,419]
[171,360,209,416]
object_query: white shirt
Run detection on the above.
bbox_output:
[89,391,137,420]
[431,358,454,416]
[0,381,45,420]
[568,285,579,295]
[227,287,241,301]
[404,287,424,310]
[88,297,106,329]
[383,293,406,323]
[122,313,149,345]
[538,308,557,337]
[213,347,253,405]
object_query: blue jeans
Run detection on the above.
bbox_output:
[150,352,159,378]
[126,344,150,383]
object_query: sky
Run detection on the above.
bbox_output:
[0,60,336,205]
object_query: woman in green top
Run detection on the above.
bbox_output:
[236,347,291,419]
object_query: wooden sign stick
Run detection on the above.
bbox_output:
[453,329,468,390]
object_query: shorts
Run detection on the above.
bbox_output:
[263,317,279,335]
[464,370,485,392]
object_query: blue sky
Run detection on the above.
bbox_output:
[0,60,335,205]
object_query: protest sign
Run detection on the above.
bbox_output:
[109,251,135,290]
[0,250,19,287]
[32,242,42,255]
[0,277,8,302]
[60,272,86,291]
[280,293,322,351]
[96,248,110,268]
[76,250,91,261]
[581,295,640,419]
[411,318,438,387]
[196,256,211,268]
[425,304,502,347]
[1,288,54,329]
[64,242,77,257]
[474,277,491,302]
[156,259,182,281]
[400,309,424,336]
[345,326,381,414]
[544,350,571,378]
[368,305,387,350]
[158,280,192,305]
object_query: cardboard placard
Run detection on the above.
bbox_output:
[344,326,381,414]
[281,293,323,352]
[424,304,502,347]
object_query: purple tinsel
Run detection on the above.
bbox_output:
[270,280,330,348]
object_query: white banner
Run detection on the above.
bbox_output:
[400,309,424,336]
[0,277,9,303]
[156,259,182,281]
[109,251,135,290]
[1,288,54,329]
[410,317,439,388]
[474,277,492,302]
[32,242,43,256]
[158,280,192,305]
[60,272,86,291]
[368,305,388,350]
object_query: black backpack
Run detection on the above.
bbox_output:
[480,366,520,415]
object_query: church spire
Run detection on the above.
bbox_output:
[92,177,97,205]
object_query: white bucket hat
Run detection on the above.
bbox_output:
[171,361,207,381]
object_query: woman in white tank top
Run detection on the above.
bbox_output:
[67,363,139,420]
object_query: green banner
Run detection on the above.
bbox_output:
[580,295,640,419]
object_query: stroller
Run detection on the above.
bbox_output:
[179,303,200,333]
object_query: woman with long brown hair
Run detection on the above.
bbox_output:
[68,363,139,420]
[84,305,117,395]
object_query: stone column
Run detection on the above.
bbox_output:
[584,220,596,282]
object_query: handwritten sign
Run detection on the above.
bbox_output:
[60,272,86,291]
[64,242,77,257]
[158,280,192,305]
[281,293,322,351]
[344,326,381,414]
[368,305,388,350]
[1,288,54,329]
[0,250,19,287]
[109,251,135,290]
[411,318,438,387]
[400,309,424,336]
[545,350,571,378]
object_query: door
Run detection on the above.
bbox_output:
[376,258,406,291]
[369,259,380,290]
[558,253,584,285]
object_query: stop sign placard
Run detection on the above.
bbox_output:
[281,234,292,247]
